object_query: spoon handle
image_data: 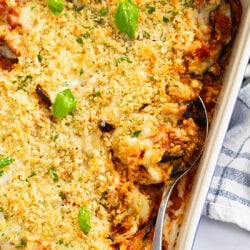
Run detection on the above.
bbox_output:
[152,180,176,250]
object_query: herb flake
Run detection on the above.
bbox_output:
[83,32,90,38]
[132,130,142,137]
[16,238,27,248]
[99,8,108,16]
[115,56,133,66]
[76,37,83,44]
[146,6,155,14]
[28,172,37,178]
[0,157,14,169]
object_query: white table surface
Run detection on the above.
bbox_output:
[192,216,250,250]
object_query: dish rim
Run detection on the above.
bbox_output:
[176,1,250,249]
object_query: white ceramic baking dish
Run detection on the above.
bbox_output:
[176,1,250,249]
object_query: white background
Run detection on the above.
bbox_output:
[192,216,250,250]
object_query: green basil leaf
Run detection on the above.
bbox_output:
[0,157,14,169]
[53,89,77,119]
[78,206,91,234]
[47,0,64,16]
[115,0,139,38]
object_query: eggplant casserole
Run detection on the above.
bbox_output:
[0,0,241,249]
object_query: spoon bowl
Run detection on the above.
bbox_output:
[152,96,208,250]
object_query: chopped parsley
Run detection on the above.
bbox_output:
[132,130,142,137]
[146,6,155,14]
[57,239,64,245]
[80,69,84,75]
[163,16,169,23]
[101,191,108,199]
[83,32,90,38]
[16,75,32,92]
[48,166,55,172]
[168,10,178,17]
[53,133,59,141]
[93,91,101,97]
[27,172,37,178]
[37,53,42,62]
[150,75,155,81]
[143,31,151,39]
[94,18,104,24]
[59,191,66,200]
[99,8,108,16]
[74,6,86,12]
[0,157,13,177]
[62,81,69,86]
[76,37,83,44]
[163,10,178,23]
[16,238,27,248]
[48,167,59,182]
[56,239,72,247]
[115,56,133,66]
[53,172,59,182]
[183,0,194,8]
[0,157,14,169]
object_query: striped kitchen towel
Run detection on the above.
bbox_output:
[203,61,250,231]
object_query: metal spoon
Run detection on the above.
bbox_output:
[152,96,208,250]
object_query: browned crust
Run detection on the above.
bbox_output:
[225,0,242,28]
[116,1,242,249]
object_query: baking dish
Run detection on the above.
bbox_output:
[176,1,250,249]
[0,1,248,249]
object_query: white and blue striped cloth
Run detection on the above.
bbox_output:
[203,61,250,231]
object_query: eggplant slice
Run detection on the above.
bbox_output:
[0,39,18,71]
